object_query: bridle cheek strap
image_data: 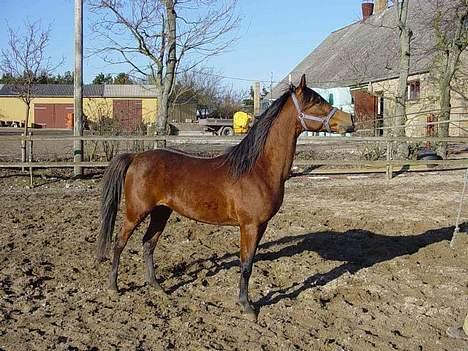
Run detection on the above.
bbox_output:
[291,92,337,133]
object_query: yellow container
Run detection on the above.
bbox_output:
[233,111,252,134]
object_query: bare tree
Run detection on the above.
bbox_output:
[430,0,468,157]
[213,85,245,119]
[89,0,239,144]
[170,67,245,119]
[0,21,60,162]
[170,67,222,113]
[393,0,412,158]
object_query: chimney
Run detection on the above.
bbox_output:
[374,0,388,14]
[361,0,374,21]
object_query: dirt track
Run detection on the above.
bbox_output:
[0,170,467,350]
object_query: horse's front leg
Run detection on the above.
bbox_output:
[238,222,267,320]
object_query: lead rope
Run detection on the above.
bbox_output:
[450,168,468,248]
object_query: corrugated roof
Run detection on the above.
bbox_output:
[0,84,159,97]
[104,85,159,97]
[269,0,440,98]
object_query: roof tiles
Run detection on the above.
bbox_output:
[270,0,442,98]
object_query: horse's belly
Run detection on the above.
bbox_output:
[171,205,237,226]
[163,197,237,226]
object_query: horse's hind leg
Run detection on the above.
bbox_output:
[143,206,172,290]
[109,217,140,292]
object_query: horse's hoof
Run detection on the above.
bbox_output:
[108,284,119,294]
[146,280,167,294]
[238,301,258,322]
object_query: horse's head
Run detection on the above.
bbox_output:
[291,74,355,134]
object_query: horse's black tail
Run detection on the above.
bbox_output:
[96,153,134,262]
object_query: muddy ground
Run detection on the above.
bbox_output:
[0,169,467,351]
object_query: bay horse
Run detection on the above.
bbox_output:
[97,74,354,319]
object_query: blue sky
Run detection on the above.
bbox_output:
[0,0,364,92]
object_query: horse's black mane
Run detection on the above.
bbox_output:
[222,85,326,179]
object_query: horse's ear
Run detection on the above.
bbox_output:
[299,74,307,89]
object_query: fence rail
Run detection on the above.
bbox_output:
[2,134,468,143]
[0,134,467,184]
[1,158,467,169]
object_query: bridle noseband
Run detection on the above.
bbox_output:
[291,92,338,133]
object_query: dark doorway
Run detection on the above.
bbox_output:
[351,89,377,136]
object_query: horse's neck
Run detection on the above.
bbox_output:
[258,103,299,183]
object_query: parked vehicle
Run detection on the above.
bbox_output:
[198,111,253,136]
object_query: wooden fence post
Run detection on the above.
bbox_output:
[28,131,33,188]
[74,0,84,177]
[21,133,26,172]
[386,140,393,180]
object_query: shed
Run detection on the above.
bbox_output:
[0,84,159,130]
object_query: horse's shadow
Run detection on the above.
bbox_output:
[167,224,463,309]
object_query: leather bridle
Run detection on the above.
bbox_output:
[291,92,338,133]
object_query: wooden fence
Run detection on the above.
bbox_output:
[1,134,468,184]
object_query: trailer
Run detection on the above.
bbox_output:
[198,112,253,136]
[198,118,235,136]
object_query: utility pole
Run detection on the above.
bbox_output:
[74,0,84,176]
[270,72,274,103]
[253,81,261,117]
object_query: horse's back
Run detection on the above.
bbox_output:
[130,148,227,182]
[124,149,238,225]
